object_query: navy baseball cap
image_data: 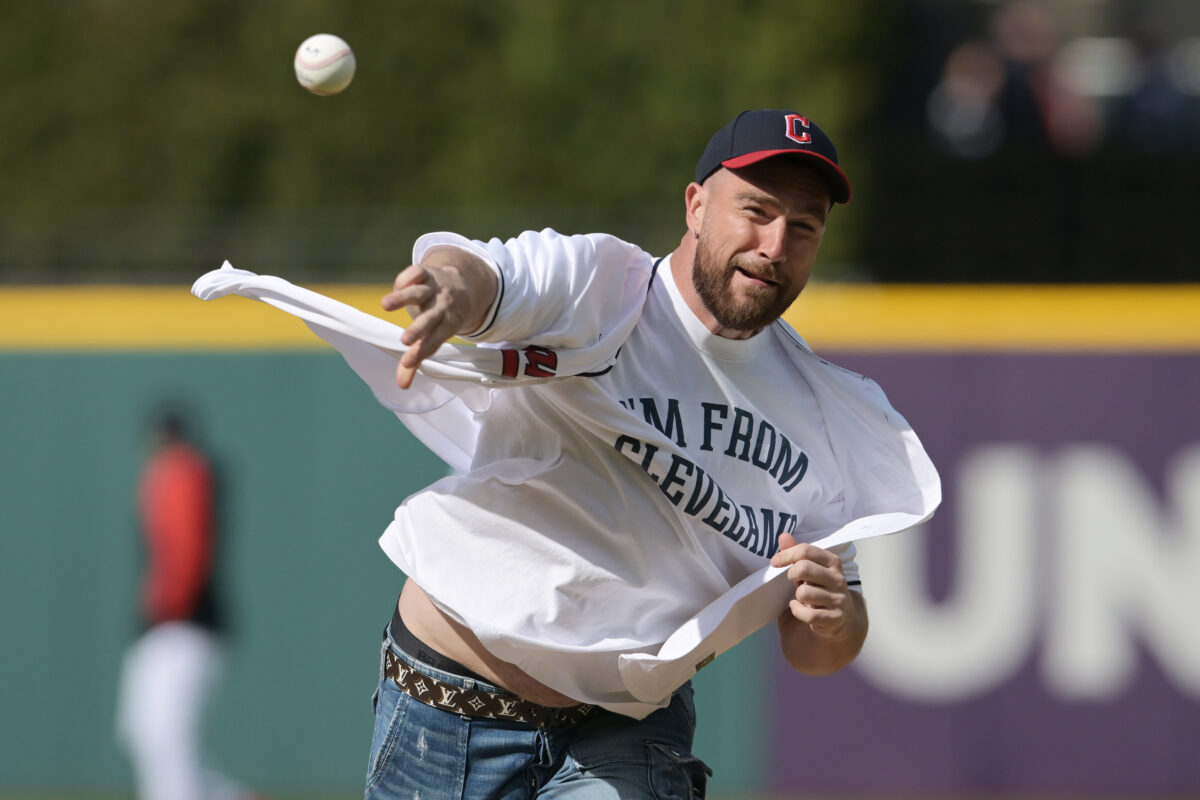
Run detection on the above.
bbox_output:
[695,109,852,204]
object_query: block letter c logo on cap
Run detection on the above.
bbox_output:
[785,114,812,145]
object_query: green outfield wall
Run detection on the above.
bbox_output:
[0,352,769,795]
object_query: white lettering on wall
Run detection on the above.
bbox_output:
[853,444,1200,702]
[1044,444,1200,699]
[854,446,1039,701]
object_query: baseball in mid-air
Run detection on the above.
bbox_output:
[294,34,356,96]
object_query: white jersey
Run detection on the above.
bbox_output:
[192,229,940,718]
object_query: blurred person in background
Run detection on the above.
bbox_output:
[927,0,1100,158]
[115,407,256,800]
[1110,1,1200,154]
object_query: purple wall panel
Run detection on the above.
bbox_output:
[767,352,1200,796]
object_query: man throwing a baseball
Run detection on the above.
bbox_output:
[348,109,938,799]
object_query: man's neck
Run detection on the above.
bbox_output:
[669,235,761,340]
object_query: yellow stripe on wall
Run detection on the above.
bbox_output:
[0,285,405,351]
[1,283,1198,351]
[786,284,1200,351]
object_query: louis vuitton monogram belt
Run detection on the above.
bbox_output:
[382,647,598,729]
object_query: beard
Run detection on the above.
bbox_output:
[691,235,797,332]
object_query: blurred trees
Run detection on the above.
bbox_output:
[0,0,883,282]
[8,1,1194,284]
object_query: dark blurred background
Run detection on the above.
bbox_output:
[2,0,1198,285]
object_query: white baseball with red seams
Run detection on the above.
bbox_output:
[294,33,355,95]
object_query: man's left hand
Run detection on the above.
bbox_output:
[771,532,857,642]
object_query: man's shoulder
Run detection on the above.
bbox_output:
[770,317,812,353]
[511,228,655,266]
[769,320,881,387]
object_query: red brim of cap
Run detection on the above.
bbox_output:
[722,149,852,204]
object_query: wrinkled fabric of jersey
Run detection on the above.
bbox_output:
[193,229,940,718]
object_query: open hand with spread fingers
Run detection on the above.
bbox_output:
[380,247,498,389]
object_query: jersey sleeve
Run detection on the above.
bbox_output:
[828,541,862,590]
[413,228,655,348]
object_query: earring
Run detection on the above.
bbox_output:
[692,228,699,240]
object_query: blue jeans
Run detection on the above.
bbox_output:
[365,630,711,799]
